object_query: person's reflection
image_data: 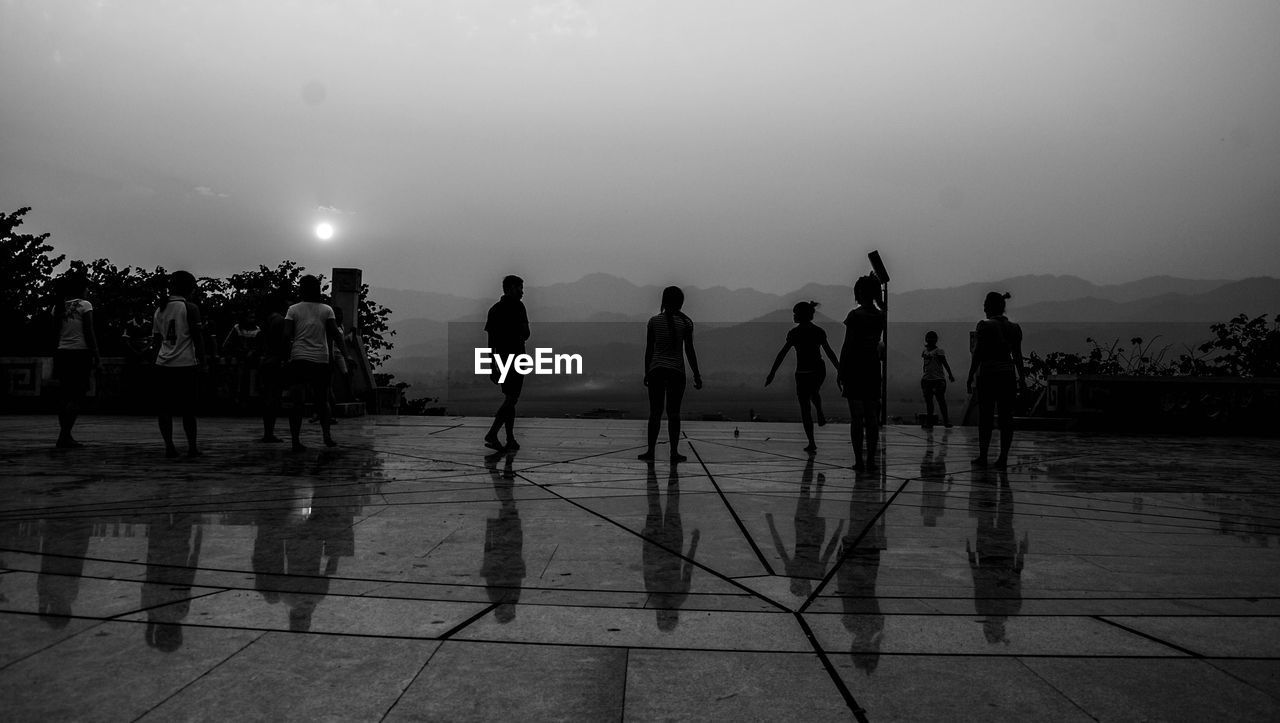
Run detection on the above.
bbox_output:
[919,428,950,527]
[254,451,355,632]
[141,512,203,651]
[967,468,1028,644]
[642,463,700,631]
[837,473,886,675]
[481,451,525,623]
[766,456,843,597]
[37,517,93,628]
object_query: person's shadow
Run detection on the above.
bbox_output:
[766,456,843,598]
[967,468,1029,644]
[919,428,951,527]
[642,463,700,631]
[482,451,525,623]
[836,473,886,674]
[142,512,203,651]
[37,517,93,628]
[252,451,355,632]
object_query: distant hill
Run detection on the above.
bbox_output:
[373,273,1269,371]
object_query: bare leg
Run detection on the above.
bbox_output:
[847,398,864,470]
[799,394,816,451]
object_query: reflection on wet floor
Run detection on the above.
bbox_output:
[1,415,1279,721]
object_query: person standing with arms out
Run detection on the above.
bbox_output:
[766,301,842,453]
[484,275,530,453]
[285,275,344,452]
[838,276,886,471]
[966,292,1026,468]
[152,270,205,458]
[640,286,703,463]
[920,331,956,428]
[52,271,99,448]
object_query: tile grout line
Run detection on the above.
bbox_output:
[1090,615,1203,657]
[378,634,451,723]
[129,631,267,722]
[793,612,869,722]
[688,441,777,577]
[1012,656,1100,721]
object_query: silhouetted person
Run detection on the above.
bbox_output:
[141,512,202,652]
[967,469,1027,644]
[837,473,886,675]
[52,271,99,448]
[285,275,344,452]
[484,275,530,453]
[766,301,842,452]
[642,463,700,631]
[838,276,885,471]
[920,330,956,428]
[152,270,205,458]
[765,456,843,597]
[37,517,93,628]
[222,310,260,410]
[965,292,1026,468]
[919,428,950,527]
[640,286,703,462]
[257,293,290,443]
[482,451,525,623]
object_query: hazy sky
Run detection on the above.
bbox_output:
[2,0,1278,296]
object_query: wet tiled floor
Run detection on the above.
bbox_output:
[1,415,1278,721]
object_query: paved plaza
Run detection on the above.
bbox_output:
[1,414,1278,721]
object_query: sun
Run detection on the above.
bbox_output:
[314,222,335,241]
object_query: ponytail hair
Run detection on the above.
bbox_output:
[983,291,1011,315]
[792,300,818,322]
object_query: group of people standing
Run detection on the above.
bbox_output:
[52,268,1026,469]
[51,270,351,456]
[479,272,1026,470]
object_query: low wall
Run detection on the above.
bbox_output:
[1044,375,1280,434]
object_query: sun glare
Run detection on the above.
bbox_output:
[315,222,335,241]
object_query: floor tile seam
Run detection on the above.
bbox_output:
[1090,615,1204,658]
[104,587,232,624]
[1011,655,1102,721]
[128,632,267,723]
[1203,658,1280,704]
[689,441,779,578]
[2,563,792,598]
[0,616,112,674]
[798,476,914,614]
[790,611,868,722]
[377,640,451,723]
[511,469,793,613]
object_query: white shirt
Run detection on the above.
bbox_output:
[154,297,199,367]
[286,301,335,364]
[57,298,93,350]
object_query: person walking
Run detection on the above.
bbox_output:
[920,330,956,428]
[640,286,703,462]
[765,301,841,452]
[484,275,530,453]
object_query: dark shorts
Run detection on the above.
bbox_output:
[795,368,825,397]
[841,358,881,401]
[647,367,686,409]
[288,360,331,395]
[500,372,524,399]
[977,370,1017,404]
[53,349,93,397]
[154,365,199,413]
[921,378,947,397]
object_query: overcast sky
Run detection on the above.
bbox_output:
[2,0,1278,297]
